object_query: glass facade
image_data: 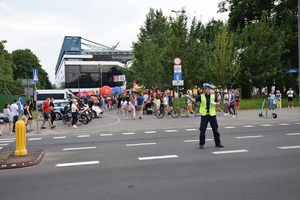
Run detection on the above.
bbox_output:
[65,65,123,88]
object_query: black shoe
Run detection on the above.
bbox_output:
[51,125,56,129]
[41,127,46,129]
[199,145,204,149]
[215,144,224,148]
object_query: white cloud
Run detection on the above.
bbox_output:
[0,0,228,84]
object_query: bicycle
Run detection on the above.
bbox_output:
[154,106,180,119]
[179,102,199,117]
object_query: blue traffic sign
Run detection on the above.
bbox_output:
[33,69,38,83]
[285,68,299,74]
[18,98,24,114]
[174,72,182,80]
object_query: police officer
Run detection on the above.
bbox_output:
[188,83,224,149]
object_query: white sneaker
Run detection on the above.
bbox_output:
[223,113,229,116]
[73,125,77,129]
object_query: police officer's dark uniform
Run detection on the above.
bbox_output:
[189,83,224,149]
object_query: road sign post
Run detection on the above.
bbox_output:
[173,58,183,108]
[33,70,39,134]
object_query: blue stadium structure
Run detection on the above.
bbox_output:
[55,36,133,89]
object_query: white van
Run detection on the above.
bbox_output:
[34,89,75,108]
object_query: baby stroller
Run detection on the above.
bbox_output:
[143,102,153,115]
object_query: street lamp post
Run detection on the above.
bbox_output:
[0,40,7,44]
[77,73,80,92]
[98,64,102,88]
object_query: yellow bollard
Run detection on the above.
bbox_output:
[15,119,28,156]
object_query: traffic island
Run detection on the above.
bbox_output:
[0,148,45,170]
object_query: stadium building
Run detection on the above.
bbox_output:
[55,36,134,89]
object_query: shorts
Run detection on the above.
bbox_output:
[43,113,50,119]
[187,105,193,112]
[137,105,143,111]
[288,97,293,101]
[235,101,240,107]
[3,117,9,123]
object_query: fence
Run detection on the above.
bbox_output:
[0,94,30,112]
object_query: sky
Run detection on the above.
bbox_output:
[0,0,228,84]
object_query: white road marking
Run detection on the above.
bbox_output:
[224,126,236,129]
[261,124,273,127]
[243,125,255,128]
[100,134,113,136]
[183,139,212,143]
[0,138,15,141]
[0,143,9,146]
[123,132,135,135]
[236,135,263,139]
[295,122,300,125]
[165,130,178,132]
[185,129,198,131]
[77,135,90,138]
[286,133,300,136]
[126,143,156,147]
[53,136,66,139]
[145,131,157,134]
[212,149,249,154]
[138,155,178,161]
[63,147,96,151]
[278,123,290,126]
[0,140,14,143]
[28,138,42,141]
[0,147,3,150]
[278,145,300,150]
[56,161,100,167]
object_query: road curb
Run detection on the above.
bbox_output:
[0,149,45,170]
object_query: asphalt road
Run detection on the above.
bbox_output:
[0,108,300,200]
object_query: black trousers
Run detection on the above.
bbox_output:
[199,115,221,146]
[50,111,56,125]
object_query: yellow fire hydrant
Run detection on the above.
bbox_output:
[15,119,28,156]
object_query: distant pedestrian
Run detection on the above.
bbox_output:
[49,97,56,125]
[188,83,224,149]
[121,96,128,119]
[25,100,33,131]
[268,90,275,110]
[287,88,294,108]
[10,99,19,133]
[71,99,79,128]
[136,93,144,119]
[41,97,56,129]
[235,92,241,111]
[275,90,282,110]
[129,94,136,120]
[0,103,12,135]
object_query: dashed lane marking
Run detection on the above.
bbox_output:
[224,126,236,129]
[165,130,178,133]
[123,132,135,135]
[212,149,249,154]
[236,135,263,139]
[56,161,100,167]
[63,147,96,151]
[28,138,42,141]
[185,129,198,131]
[243,125,255,128]
[145,131,157,134]
[138,155,178,161]
[278,123,290,126]
[100,134,113,136]
[77,135,90,138]
[126,143,157,147]
[183,139,212,143]
[286,133,300,136]
[53,136,66,139]
[278,145,300,150]
[261,124,273,127]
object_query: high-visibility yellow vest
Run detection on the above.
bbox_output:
[199,94,216,116]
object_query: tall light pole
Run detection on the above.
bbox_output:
[0,40,7,43]
[98,64,102,88]
[171,10,180,18]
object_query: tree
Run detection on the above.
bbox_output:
[0,42,16,94]
[11,49,53,89]
[238,12,286,97]
[210,25,240,88]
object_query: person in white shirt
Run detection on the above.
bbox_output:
[287,88,294,108]
[121,96,128,119]
[10,99,19,133]
[0,103,12,135]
